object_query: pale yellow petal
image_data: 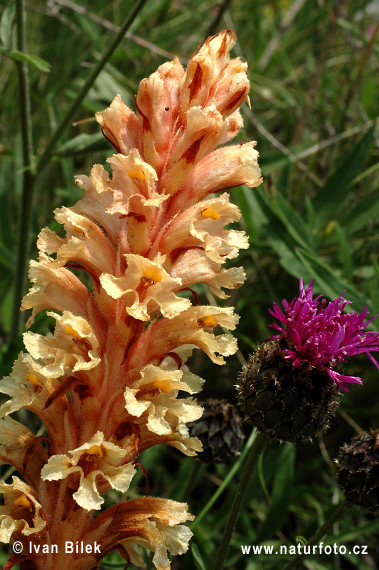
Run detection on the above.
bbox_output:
[0,477,46,542]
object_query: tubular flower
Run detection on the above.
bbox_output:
[1,30,261,568]
[238,280,379,443]
[0,477,46,543]
[268,279,379,391]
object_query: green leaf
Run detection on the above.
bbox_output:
[333,222,353,280]
[251,190,312,277]
[339,189,379,236]
[258,451,270,501]
[0,547,10,566]
[340,552,373,570]
[91,67,135,106]
[0,243,13,268]
[275,190,315,250]
[56,133,106,157]
[255,188,314,251]
[327,517,379,543]
[235,186,257,239]
[295,248,371,311]
[0,276,14,333]
[352,161,379,185]
[0,159,14,249]
[258,443,295,541]
[313,126,375,228]
[0,1,15,50]
[10,50,51,72]
[260,152,290,174]
[191,543,207,570]
[100,560,128,569]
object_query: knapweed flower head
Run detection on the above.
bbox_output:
[336,429,379,512]
[0,30,261,569]
[188,398,245,465]
[237,279,379,443]
[269,278,379,392]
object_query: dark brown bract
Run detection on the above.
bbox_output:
[336,429,379,512]
[237,341,340,443]
[188,398,245,464]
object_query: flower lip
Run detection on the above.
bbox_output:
[40,432,136,511]
[0,477,46,542]
[268,278,379,391]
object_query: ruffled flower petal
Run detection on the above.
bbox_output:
[159,192,248,265]
[21,254,91,327]
[100,254,191,320]
[124,364,203,435]
[0,353,58,417]
[127,305,239,370]
[23,311,101,378]
[96,93,142,155]
[0,477,46,543]
[41,432,135,511]
[184,141,261,204]
[170,249,246,298]
[84,497,193,570]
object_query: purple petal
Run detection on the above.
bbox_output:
[268,279,379,391]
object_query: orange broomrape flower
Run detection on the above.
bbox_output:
[0,30,261,569]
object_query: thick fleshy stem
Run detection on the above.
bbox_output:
[282,501,349,570]
[212,431,270,570]
[1,30,262,568]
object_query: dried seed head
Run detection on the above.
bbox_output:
[336,429,379,512]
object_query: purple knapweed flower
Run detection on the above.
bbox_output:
[268,279,379,392]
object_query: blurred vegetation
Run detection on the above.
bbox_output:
[0,0,378,568]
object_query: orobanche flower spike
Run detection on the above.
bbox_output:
[238,279,379,443]
[0,31,262,569]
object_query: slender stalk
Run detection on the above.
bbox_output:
[35,0,148,173]
[206,0,233,38]
[10,0,148,342]
[180,459,202,502]
[191,429,257,531]
[11,0,35,342]
[212,431,270,570]
[338,21,379,134]
[282,501,349,570]
[15,0,34,170]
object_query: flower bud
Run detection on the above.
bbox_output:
[336,429,379,512]
[238,340,339,443]
[188,398,244,464]
[238,280,379,443]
